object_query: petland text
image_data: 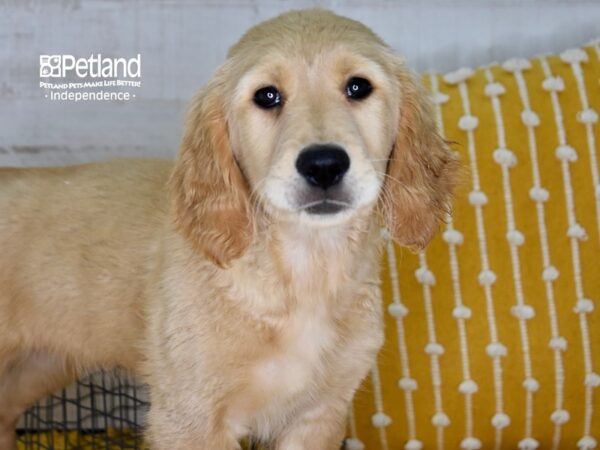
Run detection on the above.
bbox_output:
[40,54,141,78]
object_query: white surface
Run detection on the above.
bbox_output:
[0,0,599,166]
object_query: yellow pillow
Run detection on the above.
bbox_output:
[349,42,600,450]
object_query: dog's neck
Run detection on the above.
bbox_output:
[208,210,382,325]
[265,212,381,308]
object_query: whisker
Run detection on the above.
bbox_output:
[373,170,425,203]
[372,170,406,187]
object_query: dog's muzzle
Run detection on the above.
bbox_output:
[295,144,352,214]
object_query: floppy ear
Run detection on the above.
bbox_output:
[382,68,459,250]
[169,79,252,267]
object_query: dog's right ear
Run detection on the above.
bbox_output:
[169,77,252,268]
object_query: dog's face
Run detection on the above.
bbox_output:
[170,10,458,266]
[228,47,398,226]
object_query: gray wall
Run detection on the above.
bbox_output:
[1,0,599,167]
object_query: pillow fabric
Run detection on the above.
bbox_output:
[349,42,600,450]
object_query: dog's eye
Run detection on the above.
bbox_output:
[253,86,282,109]
[345,77,373,101]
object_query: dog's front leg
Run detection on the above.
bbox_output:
[148,431,241,450]
[146,403,242,450]
[274,402,348,450]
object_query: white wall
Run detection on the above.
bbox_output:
[0,0,599,166]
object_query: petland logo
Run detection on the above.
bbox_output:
[40,54,141,78]
[39,54,142,102]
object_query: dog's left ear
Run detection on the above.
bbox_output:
[169,75,253,267]
[382,67,459,250]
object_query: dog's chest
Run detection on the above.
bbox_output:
[226,307,353,438]
[254,311,334,396]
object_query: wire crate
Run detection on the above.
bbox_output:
[17,370,149,450]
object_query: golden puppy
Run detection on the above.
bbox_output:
[0,9,457,450]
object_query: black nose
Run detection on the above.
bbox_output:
[295,144,350,190]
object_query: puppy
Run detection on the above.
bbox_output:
[0,9,457,450]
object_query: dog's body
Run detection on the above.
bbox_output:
[0,159,382,448]
[0,161,169,449]
[0,10,457,450]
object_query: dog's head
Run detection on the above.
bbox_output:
[170,9,459,267]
